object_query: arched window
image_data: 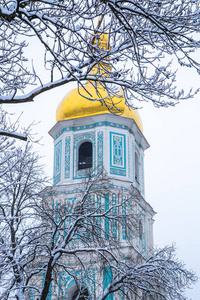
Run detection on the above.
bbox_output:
[135,152,139,182]
[139,219,143,240]
[72,286,89,300]
[78,141,92,170]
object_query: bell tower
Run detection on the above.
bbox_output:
[49,81,154,246]
[47,33,155,299]
[47,81,155,299]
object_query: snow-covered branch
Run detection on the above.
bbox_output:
[1,0,200,107]
[98,246,197,300]
[0,113,48,299]
[0,154,197,299]
[0,129,27,140]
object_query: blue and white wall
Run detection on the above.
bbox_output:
[47,114,154,300]
[49,113,149,199]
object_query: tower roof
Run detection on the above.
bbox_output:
[56,29,143,132]
[56,83,143,132]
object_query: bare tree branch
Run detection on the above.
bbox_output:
[1,0,200,107]
[0,129,27,140]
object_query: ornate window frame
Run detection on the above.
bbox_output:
[54,140,62,185]
[110,132,126,176]
[73,131,95,179]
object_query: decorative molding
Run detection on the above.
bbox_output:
[45,184,128,197]
[139,213,146,256]
[122,196,127,240]
[128,136,130,179]
[65,136,71,179]
[110,168,126,176]
[53,140,62,185]
[111,194,117,238]
[73,131,95,179]
[103,267,113,300]
[96,195,101,236]
[141,154,145,196]
[105,194,109,240]
[135,208,147,256]
[54,121,143,149]
[97,131,103,173]
[110,132,126,177]
[132,140,135,185]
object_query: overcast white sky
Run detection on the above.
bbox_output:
[4,62,200,299]
[141,63,200,299]
[142,98,200,299]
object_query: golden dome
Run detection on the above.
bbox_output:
[56,83,143,132]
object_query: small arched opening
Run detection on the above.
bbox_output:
[66,284,89,300]
[72,286,89,300]
[78,141,92,170]
[135,152,139,182]
[139,219,143,240]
